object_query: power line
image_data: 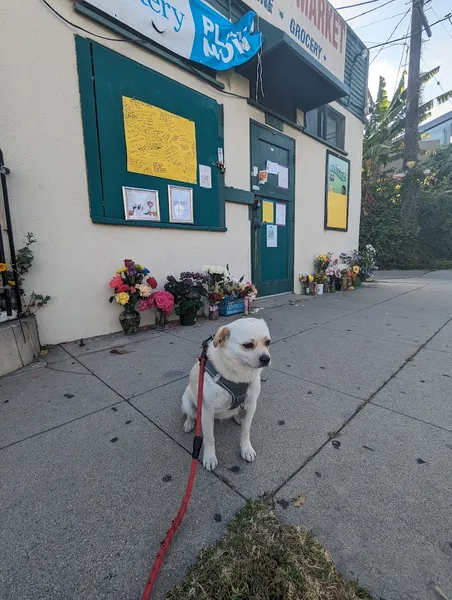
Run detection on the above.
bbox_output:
[355,10,410,30]
[347,0,397,22]
[335,0,391,9]
[370,8,411,65]
[430,6,452,41]
[367,14,452,49]
[421,57,452,108]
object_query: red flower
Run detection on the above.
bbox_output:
[109,275,123,289]
[117,284,130,293]
[147,276,158,289]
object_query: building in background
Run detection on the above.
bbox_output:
[419,110,452,147]
[1,0,368,344]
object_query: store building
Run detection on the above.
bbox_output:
[1,0,368,344]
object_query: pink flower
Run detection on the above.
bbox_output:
[109,275,123,289]
[147,276,158,289]
[117,284,130,293]
[138,296,155,311]
[152,290,174,315]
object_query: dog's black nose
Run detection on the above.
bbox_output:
[259,354,270,366]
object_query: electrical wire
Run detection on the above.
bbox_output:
[421,57,452,108]
[430,6,452,41]
[367,14,452,49]
[347,0,397,22]
[335,0,393,10]
[39,0,128,41]
[370,8,411,65]
[354,10,411,30]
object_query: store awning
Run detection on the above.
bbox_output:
[237,20,349,113]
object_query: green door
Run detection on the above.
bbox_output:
[250,122,295,297]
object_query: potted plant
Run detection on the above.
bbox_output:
[164,272,207,326]
[109,259,158,334]
[202,265,227,318]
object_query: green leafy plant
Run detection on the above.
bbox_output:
[164,272,207,317]
[3,233,51,316]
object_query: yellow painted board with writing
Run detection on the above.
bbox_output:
[262,200,274,223]
[327,192,347,229]
[122,96,197,184]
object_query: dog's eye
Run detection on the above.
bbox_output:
[265,340,271,347]
[242,342,254,350]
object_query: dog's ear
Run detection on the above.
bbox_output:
[213,326,230,348]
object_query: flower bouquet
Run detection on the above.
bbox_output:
[299,273,314,294]
[241,282,258,315]
[314,272,328,295]
[109,259,157,334]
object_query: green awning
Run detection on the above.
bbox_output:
[237,19,349,114]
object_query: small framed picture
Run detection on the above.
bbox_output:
[168,185,194,224]
[122,186,160,221]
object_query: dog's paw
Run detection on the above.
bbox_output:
[203,454,219,471]
[241,444,256,463]
[183,417,195,433]
[233,414,242,426]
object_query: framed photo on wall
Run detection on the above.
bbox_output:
[324,151,350,231]
[122,186,160,221]
[168,185,194,224]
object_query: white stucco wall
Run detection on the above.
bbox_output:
[0,0,363,344]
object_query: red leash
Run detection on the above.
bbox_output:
[140,337,210,600]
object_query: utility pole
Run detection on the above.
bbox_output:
[403,0,430,169]
[401,0,431,225]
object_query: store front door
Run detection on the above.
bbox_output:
[250,122,295,297]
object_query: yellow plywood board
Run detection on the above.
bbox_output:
[122,96,197,184]
[262,200,274,223]
[327,191,347,229]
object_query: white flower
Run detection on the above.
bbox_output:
[136,283,152,298]
[202,265,225,275]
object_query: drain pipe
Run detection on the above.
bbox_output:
[0,148,22,315]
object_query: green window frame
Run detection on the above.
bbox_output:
[75,35,227,231]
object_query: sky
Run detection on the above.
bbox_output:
[329,0,452,122]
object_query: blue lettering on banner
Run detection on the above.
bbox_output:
[290,18,322,60]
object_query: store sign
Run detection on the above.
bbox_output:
[246,0,347,81]
[82,0,263,70]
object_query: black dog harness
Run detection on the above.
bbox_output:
[204,359,249,410]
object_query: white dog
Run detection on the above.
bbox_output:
[182,318,271,471]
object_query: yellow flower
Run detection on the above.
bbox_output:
[353,266,360,274]
[8,280,15,286]
[135,264,144,270]
[116,267,127,274]
[116,292,130,305]
[0,263,7,272]
[308,274,314,282]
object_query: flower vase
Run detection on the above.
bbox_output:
[329,277,336,293]
[155,308,169,330]
[335,277,342,291]
[317,283,324,295]
[209,304,219,320]
[244,297,250,315]
[119,304,141,335]
[341,275,348,291]
[300,282,306,295]
[354,276,362,287]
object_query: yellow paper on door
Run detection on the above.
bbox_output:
[262,201,274,223]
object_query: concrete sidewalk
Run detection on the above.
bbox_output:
[1,274,452,600]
